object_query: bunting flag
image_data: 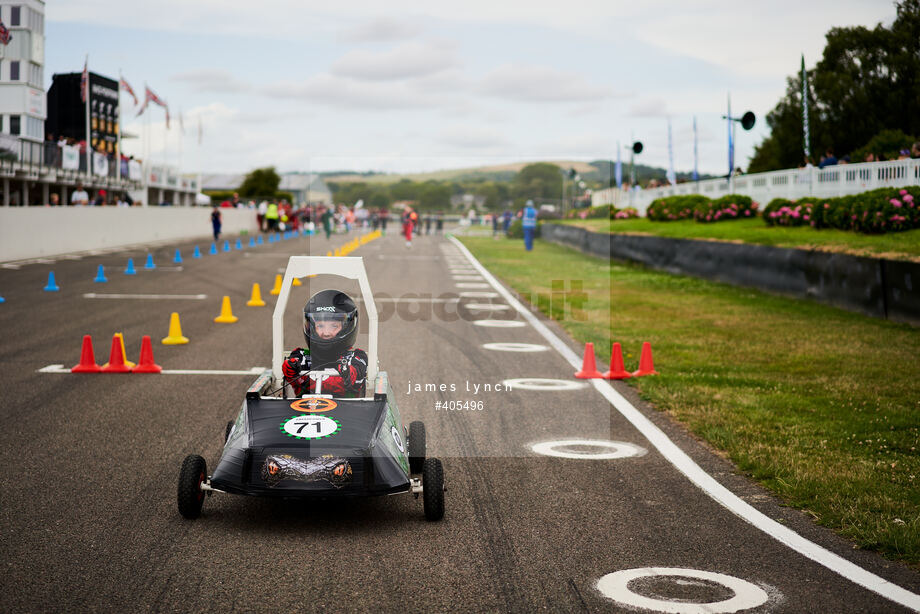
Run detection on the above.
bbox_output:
[692,116,699,181]
[81,57,89,103]
[119,77,138,106]
[666,119,676,186]
[145,86,167,108]
[136,97,148,117]
[801,54,811,161]
[615,142,622,189]
[0,21,12,45]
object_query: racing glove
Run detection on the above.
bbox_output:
[282,350,306,380]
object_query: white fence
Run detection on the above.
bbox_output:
[593,158,920,215]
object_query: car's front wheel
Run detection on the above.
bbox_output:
[177,454,207,519]
[408,421,426,474]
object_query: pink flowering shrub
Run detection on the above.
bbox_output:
[692,194,758,224]
[646,195,708,221]
[613,207,639,219]
[762,186,920,233]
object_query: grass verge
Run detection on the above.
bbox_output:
[559,217,920,262]
[458,234,920,567]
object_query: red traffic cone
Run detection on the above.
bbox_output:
[101,334,132,373]
[602,342,631,380]
[632,342,659,377]
[132,335,162,373]
[71,335,102,373]
[575,342,603,379]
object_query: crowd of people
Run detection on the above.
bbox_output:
[804,141,920,169]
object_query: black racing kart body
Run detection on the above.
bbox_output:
[177,256,444,521]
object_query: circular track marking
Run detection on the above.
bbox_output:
[530,439,647,459]
[483,342,548,353]
[596,568,769,613]
[501,378,587,391]
[472,319,526,328]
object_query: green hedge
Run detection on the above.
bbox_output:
[763,186,920,233]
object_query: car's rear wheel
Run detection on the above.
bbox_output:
[422,457,444,521]
[408,421,426,474]
[177,454,207,519]
[224,420,234,444]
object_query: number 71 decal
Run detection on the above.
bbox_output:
[280,415,341,440]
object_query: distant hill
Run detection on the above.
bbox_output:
[322,160,600,185]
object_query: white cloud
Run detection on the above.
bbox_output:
[330,41,459,81]
[477,64,616,103]
[338,16,424,42]
[437,125,509,149]
[628,99,669,118]
[170,69,250,93]
[266,74,446,110]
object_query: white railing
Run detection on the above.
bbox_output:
[593,158,920,214]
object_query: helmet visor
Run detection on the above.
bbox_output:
[307,312,348,340]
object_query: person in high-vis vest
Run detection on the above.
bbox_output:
[265,201,280,233]
[522,200,537,251]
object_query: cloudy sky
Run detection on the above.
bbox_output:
[46,1,895,177]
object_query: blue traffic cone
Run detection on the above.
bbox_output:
[125,258,137,275]
[235,238,243,250]
[145,253,156,269]
[209,243,218,255]
[193,245,201,258]
[174,249,183,264]
[223,240,230,252]
[257,235,264,245]
[94,265,108,283]
[44,271,60,291]
[249,236,256,247]
[0,296,5,303]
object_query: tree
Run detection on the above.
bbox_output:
[417,182,452,211]
[238,167,281,198]
[749,0,920,172]
[513,162,563,201]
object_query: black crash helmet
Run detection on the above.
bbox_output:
[303,289,358,367]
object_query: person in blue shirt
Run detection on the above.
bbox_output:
[522,200,538,251]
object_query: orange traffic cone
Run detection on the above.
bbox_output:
[602,342,631,380]
[132,335,162,373]
[102,334,132,373]
[246,283,266,307]
[269,274,283,296]
[71,335,102,373]
[214,295,239,323]
[632,342,659,377]
[575,342,603,379]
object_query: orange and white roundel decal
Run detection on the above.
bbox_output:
[290,397,337,413]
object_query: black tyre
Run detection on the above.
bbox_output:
[408,421,426,474]
[422,457,444,521]
[177,454,207,519]
[224,420,234,444]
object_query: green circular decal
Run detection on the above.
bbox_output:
[280,415,341,440]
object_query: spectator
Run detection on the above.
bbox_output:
[47,193,60,207]
[863,152,877,163]
[522,200,538,252]
[503,209,512,233]
[818,147,837,169]
[425,214,432,235]
[92,189,107,206]
[492,212,499,238]
[436,212,444,234]
[231,192,240,208]
[897,149,911,160]
[210,205,222,241]
[911,142,920,160]
[70,182,89,206]
[839,155,851,165]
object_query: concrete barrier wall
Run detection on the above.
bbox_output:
[541,223,920,326]
[0,207,259,262]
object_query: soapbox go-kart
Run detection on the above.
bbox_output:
[176,256,445,521]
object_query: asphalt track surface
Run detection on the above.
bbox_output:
[1,226,918,613]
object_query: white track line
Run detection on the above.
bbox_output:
[447,235,920,611]
[83,293,207,300]
[38,364,265,375]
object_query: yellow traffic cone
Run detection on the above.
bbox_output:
[214,296,239,323]
[326,250,332,257]
[247,283,266,307]
[269,274,283,296]
[292,276,302,286]
[102,332,137,368]
[162,312,189,345]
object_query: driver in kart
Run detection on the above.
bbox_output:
[282,289,368,397]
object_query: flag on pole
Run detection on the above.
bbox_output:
[666,119,676,186]
[0,21,12,45]
[727,93,734,179]
[119,77,138,106]
[145,86,167,108]
[801,54,811,161]
[692,116,699,181]
[179,110,185,135]
[164,106,170,130]
[197,115,203,145]
[81,57,89,103]
[615,142,622,189]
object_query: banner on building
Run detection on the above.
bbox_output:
[128,159,142,181]
[93,151,108,176]
[61,144,79,170]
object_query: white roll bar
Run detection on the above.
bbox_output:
[271,257,378,387]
